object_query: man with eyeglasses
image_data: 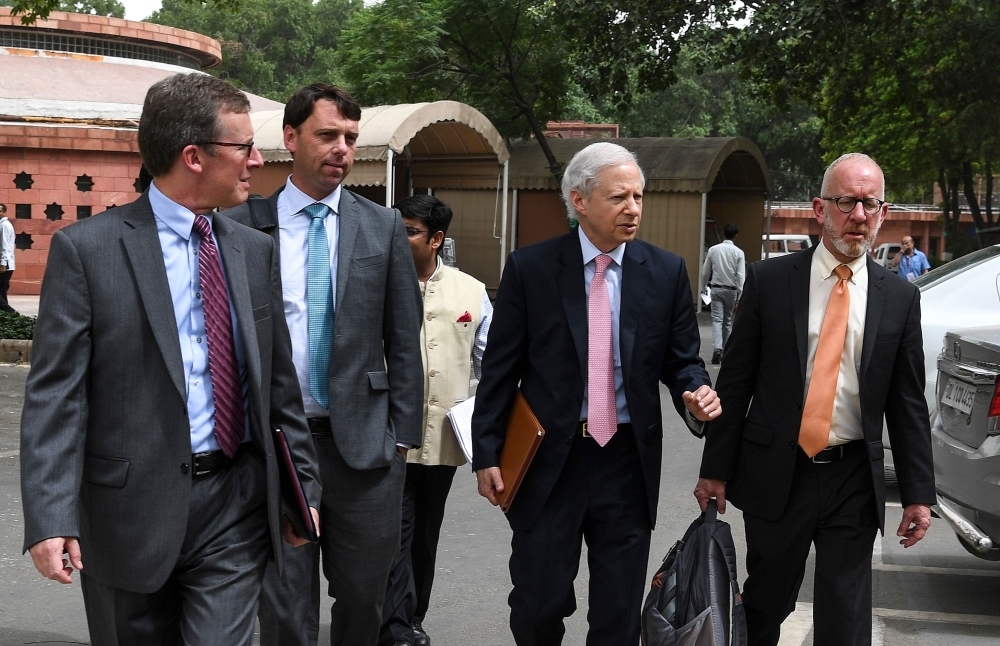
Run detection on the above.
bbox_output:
[891,235,930,282]
[696,153,935,646]
[20,73,321,645]
[222,83,423,646]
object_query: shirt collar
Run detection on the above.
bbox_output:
[283,176,342,216]
[428,256,444,282]
[814,238,867,282]
[149,180,202,240]
[722,239,735,246]
[578,225,626,267]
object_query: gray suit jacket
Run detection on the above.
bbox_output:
[20,194,321,593]
[222,187,423,470]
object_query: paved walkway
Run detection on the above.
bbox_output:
[8,296,37,318]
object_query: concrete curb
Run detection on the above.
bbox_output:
[0,340,31,364]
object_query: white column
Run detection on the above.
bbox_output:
[385,149,394,208]
[698,192,708,300]
[764,198,772,260]
[511,188,519,251]
[500,160,510,274]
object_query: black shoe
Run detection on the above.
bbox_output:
[393,642,410,646]
[711,349,722,365]
[412,622,430,646]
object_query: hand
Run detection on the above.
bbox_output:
[897,503,931,548]
[693,478,727,513]
[282,507,321,547]
[397,446,408,460]
[476,467,504,506]
[683,385,721,422]
[29,537,83,584]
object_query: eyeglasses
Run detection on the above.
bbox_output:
[405,227,430,237]
[822,196,887,216]
[197,141,255,155]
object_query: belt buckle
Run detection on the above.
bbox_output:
[811,445,842,464]
[581,422,589,438]
[192,450,214,477]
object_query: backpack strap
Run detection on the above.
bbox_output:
[246,194,277,231]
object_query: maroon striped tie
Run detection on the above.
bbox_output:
[192,215,244,458]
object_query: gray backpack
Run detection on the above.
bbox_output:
[641,500,747,646]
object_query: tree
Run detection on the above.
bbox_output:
[58,0,124,17]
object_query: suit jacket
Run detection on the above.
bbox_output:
[20,194,321,593]
[471,231,711,531]
[221,187,423,469]
[699,246,936,529]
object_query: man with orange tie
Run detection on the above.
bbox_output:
[695,153,935,646]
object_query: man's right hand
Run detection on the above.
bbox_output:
[693,478,727,513]
[29,536,83,584]
[476,467,505,506]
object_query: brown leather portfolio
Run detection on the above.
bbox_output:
[497,390,546,513]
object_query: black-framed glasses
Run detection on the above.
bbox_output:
[822,196,887,216]
[196,141,255,155]
[405,227,430,237]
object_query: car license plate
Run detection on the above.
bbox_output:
[942,377,976,414]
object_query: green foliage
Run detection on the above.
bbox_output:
[148,0,362,101]
[0,311,34,341]
[58,0,123,17]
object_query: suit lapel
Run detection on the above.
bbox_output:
[335,189,361,315]
[556,232,588,382]
[860,257,886,381]
[121,195,186,402]
[619,241,649,388]
[790,245,818,390]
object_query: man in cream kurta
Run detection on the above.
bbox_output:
[380,195,492,646]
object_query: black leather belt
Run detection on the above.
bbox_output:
[192,449,230,478]
[808,441,861,464]
[709,284,737,290]
[308,417,332,435]
[577,421,632,438]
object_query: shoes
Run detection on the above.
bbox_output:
[393,642,410,646]
[412,622,431,646]
[711,349,722,365]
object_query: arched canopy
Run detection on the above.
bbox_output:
[251,100,509,187]
[508,136,773,195]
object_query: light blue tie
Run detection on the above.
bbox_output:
[305,203,333,408]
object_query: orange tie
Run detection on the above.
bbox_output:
[799,264,853,458]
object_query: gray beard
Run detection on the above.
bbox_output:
[824,216,880,258]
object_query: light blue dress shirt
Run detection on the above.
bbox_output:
[578,226,630,424]
[149,182,251,454]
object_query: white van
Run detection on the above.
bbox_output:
[871,242,902,269]
[762,234,812,259]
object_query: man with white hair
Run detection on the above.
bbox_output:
[472,141,719,645]
[696,153,935,646]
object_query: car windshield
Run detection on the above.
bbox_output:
[914,245,1000,291]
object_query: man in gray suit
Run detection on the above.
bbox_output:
[20,73,321,645]
[223,84,423,646]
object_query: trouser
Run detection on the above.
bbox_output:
[81,446,270,646]
[742,444,879,646]
[710,286,737,351]
[380,463,458,645]
[259,434,406,646]
[0,269,14,312]
[507,427,651,646]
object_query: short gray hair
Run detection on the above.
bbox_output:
[561,142,645,222]
[821,152,885,198]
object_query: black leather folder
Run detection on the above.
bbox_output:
[272,426,319,543]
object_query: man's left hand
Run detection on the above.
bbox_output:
[897,503,931,548]
[282,506,320,547]
[683,385,721,422]
[397,446,408,460]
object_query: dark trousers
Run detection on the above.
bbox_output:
[81,446,270,646]
[508,428,651,646]
[380,463,458,645]
[0,269,14,312]
[742,444,879,646]
[259,434,406,646]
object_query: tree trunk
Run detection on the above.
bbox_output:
[519,103,564,181]
[986,160,994,227]
[939,168,957,244]
[949,172,963,249]
[961,160,986,232]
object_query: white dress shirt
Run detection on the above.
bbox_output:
[805,242,868,445]
[276,177,341,418]
[700,239,745,296]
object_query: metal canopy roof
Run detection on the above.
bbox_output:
[252,100,510,164]
[508,136,773,194]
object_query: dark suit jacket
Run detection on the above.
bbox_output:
[20,194,321,593]
[699,246,936,529]
[471,231,711,531]
[221,187,423,469]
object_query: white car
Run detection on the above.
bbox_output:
[762,234,812,259]
[872,242,902,269]
[883,246,1000,474]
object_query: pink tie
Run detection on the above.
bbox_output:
[588,254,616,447]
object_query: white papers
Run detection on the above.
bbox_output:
[700,286,712,306]
[446,396,476,463]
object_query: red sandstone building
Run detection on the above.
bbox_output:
[0,7,281,294]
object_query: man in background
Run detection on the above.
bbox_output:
[0,203,16,313]
[700,223,745,364]
[891,235,930,281]
[380,194,492,646]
